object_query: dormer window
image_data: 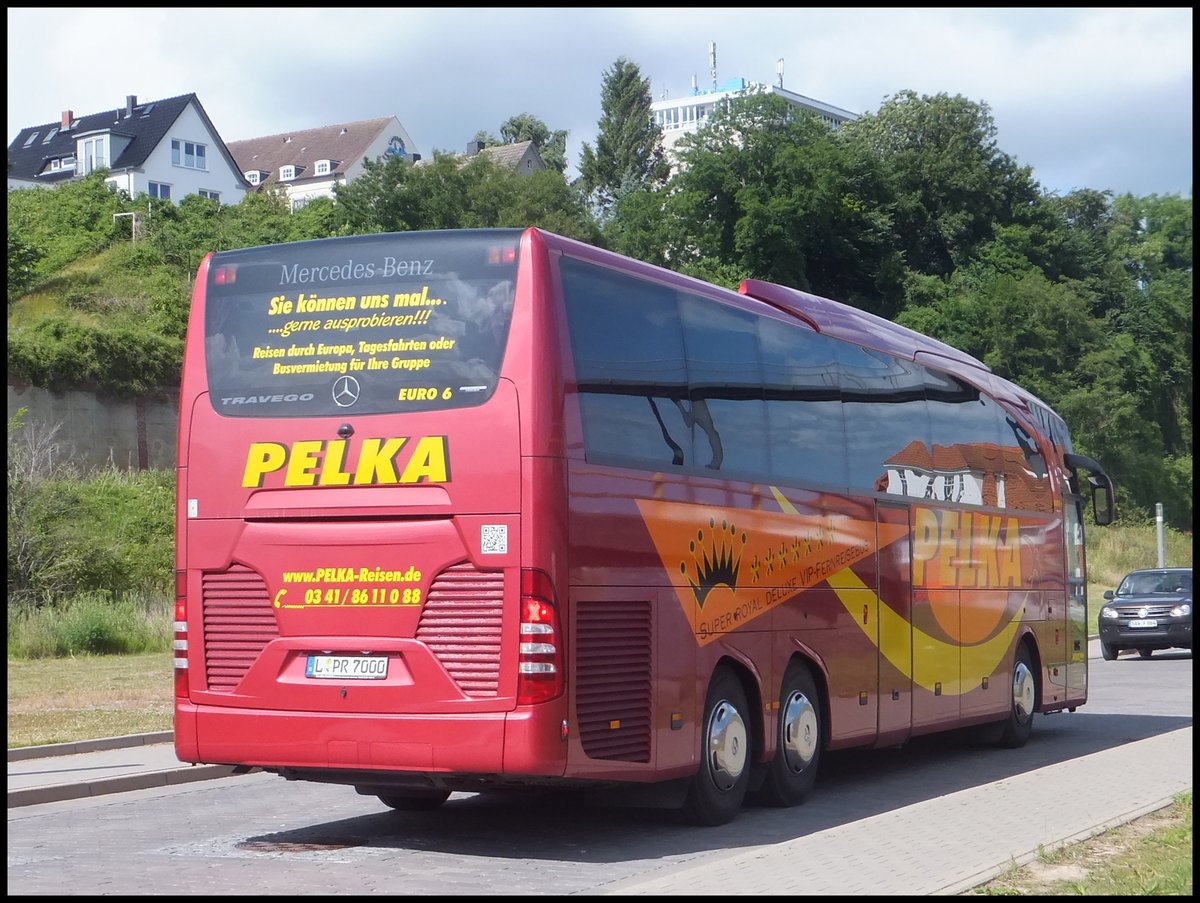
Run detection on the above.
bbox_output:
[81,136,109,174]
[314,159,333,176]
[245,171,261,186]
[280,165,296,181]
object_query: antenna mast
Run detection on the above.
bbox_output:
[709,41,718,88]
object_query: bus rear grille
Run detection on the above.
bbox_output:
[576,600,652,763]
[201,564,278,692]
[417,562,504,698]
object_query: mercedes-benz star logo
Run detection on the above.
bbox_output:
[332,375,361,407]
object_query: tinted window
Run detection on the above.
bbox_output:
[204,230,519,417]
[560,254,1054,510]
[837,343,928,495]
[758,318,847,491]
[998,412,1052,512]
[921,368,999,505]
[561,258,692,469]
[680,296,768,476]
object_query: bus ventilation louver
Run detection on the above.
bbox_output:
[200,564,279,692]
[416,562,504,698]
[576,600,652,762]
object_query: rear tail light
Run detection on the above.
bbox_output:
[517,568,563,705]
[174,569,189,699]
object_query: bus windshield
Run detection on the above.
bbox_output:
[203,229,520,417]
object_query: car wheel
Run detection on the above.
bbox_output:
[377,790,451,811]
[1100,641,1119,661]
[1138,648,1154,659]
[749,661,821,808]
[680,666,751,826]
[997,643,1036,749]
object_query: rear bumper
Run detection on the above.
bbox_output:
[175,701,567,777]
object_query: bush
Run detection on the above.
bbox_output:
[7,591,171,658]
[8,412,174,608]
[7,315,183,395]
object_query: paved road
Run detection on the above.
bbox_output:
[7,643,1192,895]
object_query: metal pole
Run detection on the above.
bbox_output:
[1155,503,1165,567]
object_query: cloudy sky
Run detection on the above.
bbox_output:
[7,8,1193,198]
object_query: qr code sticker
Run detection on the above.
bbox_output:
[481,524,508,555]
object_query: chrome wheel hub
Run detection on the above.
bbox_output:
[706,699,748,791]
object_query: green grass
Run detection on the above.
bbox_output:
[6,651,173,748]
[968,793,1192,895]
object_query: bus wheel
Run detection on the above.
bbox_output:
[680,667,751,826]
[751,661,821,808]
[377,790,451,811]
[998,644,1036,749]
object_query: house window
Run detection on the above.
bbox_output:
[23,131,39,147]
[82,136,108,173]
[148,182,171,200]
[314,160,331,175]
[198,189,220,201]
[42,127,58,144]
[280,165,296,181]
[245,171,260,185]
[171,139,207,170]
[290,197,309,212]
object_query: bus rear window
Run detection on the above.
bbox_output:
[203,230,519,417]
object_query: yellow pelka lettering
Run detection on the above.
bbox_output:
[240,437,450,488]
[911,506,1024,589]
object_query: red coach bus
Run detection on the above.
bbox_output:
[174,227,1114,826]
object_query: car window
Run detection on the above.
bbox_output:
[1117,571,1191,595]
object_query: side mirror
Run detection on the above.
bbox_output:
[1063,453,1115,526]
[1103,590,1114,601]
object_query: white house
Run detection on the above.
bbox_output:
[225,116,420,211]
[7,93,250,204]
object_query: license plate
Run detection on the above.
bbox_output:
[306,655,388,679]
[1127,619,1158,628]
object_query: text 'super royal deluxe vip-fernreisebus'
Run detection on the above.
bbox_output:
[174,227,1114,826]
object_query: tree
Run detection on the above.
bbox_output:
[840,90,1042,283]
[7,231,43,303]
[577,57,670,217]
[499,113,568,174]
[470,114,569,175]
[332,151,595,237]
[641,92,904,316]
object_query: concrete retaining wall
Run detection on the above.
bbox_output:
[7,378,179,471]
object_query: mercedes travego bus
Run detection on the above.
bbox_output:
[174,227,1115,826]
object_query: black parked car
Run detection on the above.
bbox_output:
[1098,567,1192,660]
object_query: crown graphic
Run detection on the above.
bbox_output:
[680,517,746,609]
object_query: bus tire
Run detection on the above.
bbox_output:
[680,667,751,826]
[377,790,451,811]
[750,661,821,808]
[998,643,1036,749]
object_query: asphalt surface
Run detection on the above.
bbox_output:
[8,640,1193,895]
